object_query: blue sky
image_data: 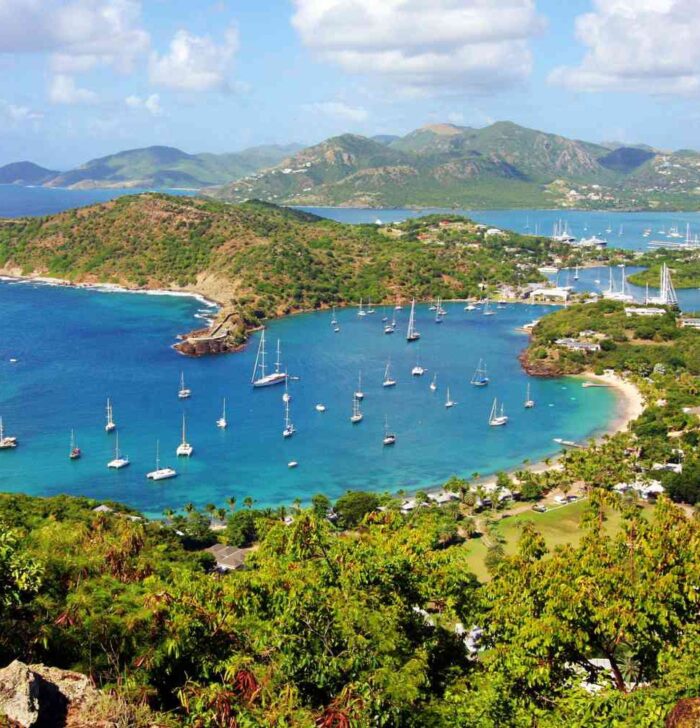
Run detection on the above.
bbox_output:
[1,0,700,168]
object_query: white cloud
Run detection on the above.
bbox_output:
[0,0,150,73]
[125,93,162,116]
[49,74,98,105]
[305,100,368,122]
[550,0,700,95]
[291,0,544,94]
[0,99,43,126]
[149,25,239,92]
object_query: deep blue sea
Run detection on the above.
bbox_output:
[0,280,617,516]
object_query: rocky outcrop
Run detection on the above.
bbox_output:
[0,660,99,727]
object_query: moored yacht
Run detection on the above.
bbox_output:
[176,414,193,457]
[445,387,456,408]
[350,395,363,424]
[406,299,420,342]
[382,359,397,387]
[488,398,508,427]
[251,331,287,388]
[471,359,489,387]
[146,441,177,480]
[382,416,396,446]
[0,417,18,449]
[69,430,81,460]
[107,432,129,469]
[216,398,227,429]
[178,371,191,399]
[355,371,364,400]
[105,398,116,433]
[524,383,535,409]
[283,399,296,438]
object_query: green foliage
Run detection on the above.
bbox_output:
[334,490,380,528]
[224,509,258,547]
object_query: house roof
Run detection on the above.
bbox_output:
[206,544,250,571]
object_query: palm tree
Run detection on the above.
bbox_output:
[205,503,216,518]
[184,502,195,515]
[226,496,236,513]
[162,507,175,521]
[243,496,254,509]
[216,508,227,523]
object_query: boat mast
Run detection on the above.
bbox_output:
[251,330,266,383]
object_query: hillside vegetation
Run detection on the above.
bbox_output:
[211,121,700,210]
[0,194,559,346]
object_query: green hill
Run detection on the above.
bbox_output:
[0,193,558,349]
[210,122,700,210]
[0,161,59,185]
[44,144,300,189]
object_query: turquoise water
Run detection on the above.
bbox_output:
[300,207,700,253]
[0,281,617,516]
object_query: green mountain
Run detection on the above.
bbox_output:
[44,144,300,189]
[209,122,700,210]
[0,161,59,185]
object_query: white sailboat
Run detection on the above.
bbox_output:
[216,398,227,429]
[524,383,535,409]
[282,399,296,438]
[0,417,18,449]
[105,398,116,433]
[350,395,363,424]
[406,298,420,342]
[382,359,397,387]
[445,387,456,408]
[282,373,291,403]
[178,371,191,399]
[483,299,495,316]
[471,359,489,387]
[430,373,437,392]
[383,416,396,446]
[331,306,338,326]
[367,299,375,314]
[69,430,81,460]
[176,414,193,457]
[394,297,403,311]
[384,311,396,334]
[357,298,366,317]
[355,371,364,400]
[488,398,509,427]
[573,265,579,281]
[107,432,129,469]
[146,440,177,480]
[251,331,287,387]
[435,296,444,323]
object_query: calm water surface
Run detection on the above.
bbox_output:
[0,281,617,516]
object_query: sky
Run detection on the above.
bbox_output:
[2,0,700,169]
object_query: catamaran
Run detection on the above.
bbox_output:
[382,359,397,387]
[176,414,193,457]
[105,398,116,433]
[406,299,420,342]
[471,359,489,387]
[283,399,296,438]
[488,398,508,427]
[383,417,396,446]
[216,398,227,429]
[430,373,437,392]
[0,417,17,449]
[411,351,426,376]
[355,371,364,400]
[178,371,191,399]
[350,395,363,424]
[69,430,81,460]
[524,383,535,409]
[251,331,287,387]
[445,387,456,408]
[146,440,177,480]
[107,432,129,469]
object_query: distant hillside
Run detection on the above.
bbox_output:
[209,122,700,211]
[43,144,300,189]
[0,161,59,185]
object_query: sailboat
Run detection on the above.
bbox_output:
[435,297,444,323]
[69,430,81,460]
[350,395,363,424]
[105,398,116,433]
[483,299,495,316]
[445,387,456,408]
[357,298,366,317]
[176,414,193,457]
[488,398,508,426]
[216,398,227,429]
[464,301,477,311]
[382,359,397,387]
[411,351,426,376]
[573,265,579,281]
[430,373,437,392]
[178,371,191,399]
[471,359,489,387]
[355,371,365,400]
[282,373,291,403]
[331,306,338,326]
[282,399,295,438]
[146,440,177,480]
[0,417,17,449]
[384,311,396,334]
[406,299,420,342]
[251,331,287,387]
[107,432,129,469]
[367,299,375,314]
[524,383,535,409]
[382,416,396,446]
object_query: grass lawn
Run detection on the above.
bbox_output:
[464,498,639,581]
